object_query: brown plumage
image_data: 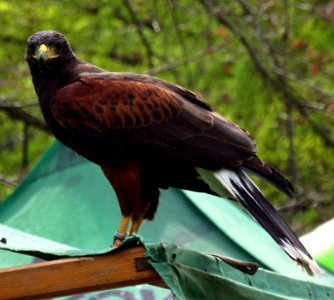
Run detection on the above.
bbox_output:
[26,30,320,275]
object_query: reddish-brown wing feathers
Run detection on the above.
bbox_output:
[52,77,215,146]
[51,76,260,169]
[53,78,181,130]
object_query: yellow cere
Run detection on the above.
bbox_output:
[35,43,59,59]
[38,44,48,53]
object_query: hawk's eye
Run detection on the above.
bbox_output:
[28,43,36,53]
[54,42,63,51]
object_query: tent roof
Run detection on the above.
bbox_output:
[0,141,333,299]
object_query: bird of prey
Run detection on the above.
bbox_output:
[26,30,320,275]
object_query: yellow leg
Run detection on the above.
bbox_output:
[129,216,144,235]
[118,215,131,235]
[112,215,131,248]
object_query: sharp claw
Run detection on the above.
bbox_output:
[112,237,124,248]
[112,230,129,248]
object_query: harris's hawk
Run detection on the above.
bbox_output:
[26,30,320,275]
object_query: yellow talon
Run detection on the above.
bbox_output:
[112,215,131,248]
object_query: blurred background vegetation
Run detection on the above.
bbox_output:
[0,0,334,234]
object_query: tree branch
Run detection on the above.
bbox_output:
[0,101,50,134]
[0,174,18,187]
[21,122,29,171]
[199,0,334,147]
[123,0,155,68]
[145,39,232,75]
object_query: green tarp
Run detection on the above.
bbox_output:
[1,225,334,300]
[0,141,334,299]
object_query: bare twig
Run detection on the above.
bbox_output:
[168,0,194,86]
[123,0,155,68]
[272,67,334,101]
[282,0,299,188]
[286,103,299,185]
[0,101,49,133]
[0,174,18,187]
[199,0,334,147]
[146,39,232,75]
[21,122,29,171]
[0,96,38,108]
[277,194,331,213]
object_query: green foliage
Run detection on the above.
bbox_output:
[1,0,334,233]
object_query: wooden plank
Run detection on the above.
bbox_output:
[0,246,167,299]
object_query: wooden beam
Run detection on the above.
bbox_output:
[0,246,167,299]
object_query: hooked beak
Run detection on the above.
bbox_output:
[35,44,49,64]
[33,44,58,64]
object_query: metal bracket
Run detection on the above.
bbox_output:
[135,257,152,272]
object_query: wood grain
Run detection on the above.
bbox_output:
[0,246,167,299]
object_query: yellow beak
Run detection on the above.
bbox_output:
[34,44,58,63]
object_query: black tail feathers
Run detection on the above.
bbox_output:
[197,167,322,275]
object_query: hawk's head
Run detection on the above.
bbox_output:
[26,30,75,72]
